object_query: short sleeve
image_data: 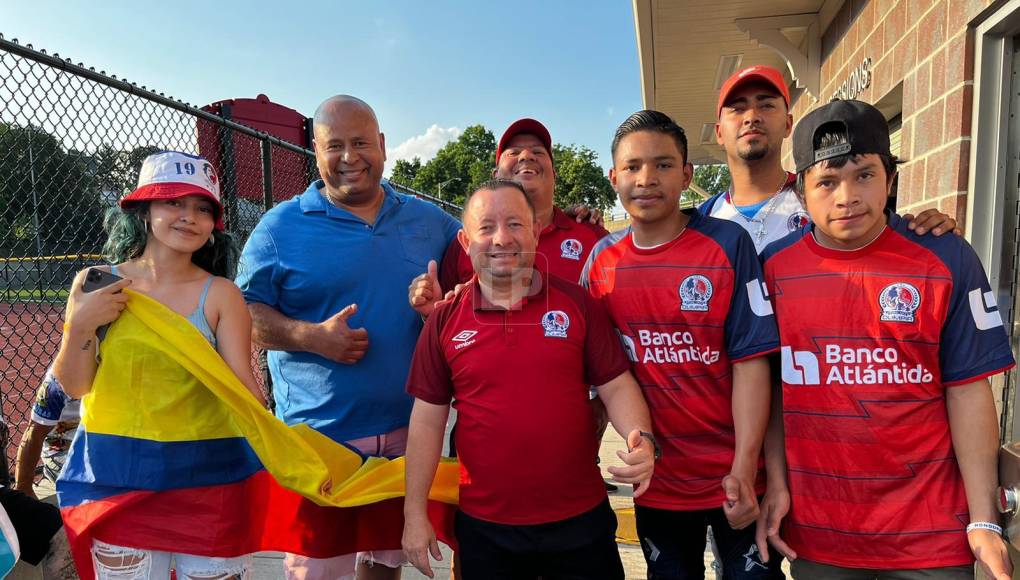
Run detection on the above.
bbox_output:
[941,243,1016,385]
[583,293,630,386]
[236,222,281,307]
[723,230,780,361]
[440,212,462,247]
[438,238,472,292]
[405,305,455,405]
[30,371,66,426]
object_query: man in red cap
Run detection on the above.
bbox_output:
[408,118,618,492]
[705,66,963,566]
[410,118,609,303]
[702,65,957,254]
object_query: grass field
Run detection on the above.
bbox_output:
[2,288,69,302]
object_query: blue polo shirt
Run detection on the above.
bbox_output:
[237,180,461,442]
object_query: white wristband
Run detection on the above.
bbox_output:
[966,522,1003,534]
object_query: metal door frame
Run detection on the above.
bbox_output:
[967,0,1020,440]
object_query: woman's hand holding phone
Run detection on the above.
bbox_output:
[65,268,132,340]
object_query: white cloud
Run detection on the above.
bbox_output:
[385,124,461,176]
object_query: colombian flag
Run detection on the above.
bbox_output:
[57,290,458,577]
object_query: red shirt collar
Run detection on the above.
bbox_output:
[545,207,574,233]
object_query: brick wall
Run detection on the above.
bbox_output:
[787,0,996,230]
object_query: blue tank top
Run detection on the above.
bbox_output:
[110,265,217,347]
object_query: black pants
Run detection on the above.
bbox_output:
[635,504,785,580]
[455,498,624,580]
[0,486,63,565]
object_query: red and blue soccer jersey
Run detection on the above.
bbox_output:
[583,210,780,510]
[762,213,1016,569]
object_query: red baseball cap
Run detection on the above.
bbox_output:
[717,65,791,118]
[119,151,225,230]
[495,118,553,165]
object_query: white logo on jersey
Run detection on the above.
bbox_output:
[969,289,1004,331]
[746,279,774,317]
[787,211,811,232]
[679,275,713,312]
[783,344,935,386]
[879,283,921,323]
[618,330,638,362]
[637,329,721,365]
[542,311,570,338]
[560,239,583,260]
[452,330,478,350]
[781,346,820,385]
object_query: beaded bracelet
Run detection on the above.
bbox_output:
[966,522,1003,534]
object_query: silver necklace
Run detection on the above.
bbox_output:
[731,177,787,244]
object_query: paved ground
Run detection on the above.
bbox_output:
[24,426,790,579]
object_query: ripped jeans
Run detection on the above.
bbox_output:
[91,540,252,580]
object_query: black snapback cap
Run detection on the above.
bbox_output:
[793,99,891,173]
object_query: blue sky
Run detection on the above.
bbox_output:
[4,0,643,174]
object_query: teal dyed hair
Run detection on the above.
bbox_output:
[102,202,241,279]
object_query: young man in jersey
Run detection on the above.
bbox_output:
[705,65,957,253]
[15,368,80,500]
[760,99,1013,579]
[402,179,655,580]
[583,110,783,578]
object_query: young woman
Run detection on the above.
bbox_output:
[53,151,266,579]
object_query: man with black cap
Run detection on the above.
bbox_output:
[706,65,957,254]
[759,99,1013,579]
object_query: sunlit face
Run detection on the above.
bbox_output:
[801,154,894,250]
[716,82,792,163]
[146,195,216,253]
[313,104,386,205]
[457,186,539,281]
[494,134,555,211]
[610,130,693,225]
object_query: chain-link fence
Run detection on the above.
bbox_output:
[0,34,459,481]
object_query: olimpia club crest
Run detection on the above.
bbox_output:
[679,275,713,312]
[787,211,810,231]
[560,239,583,260]
[542,310,570,338]
[879,283,921,322]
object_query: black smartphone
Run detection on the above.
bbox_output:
[81,268,124,341]
[82,268,123,293]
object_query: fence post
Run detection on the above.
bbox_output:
[261,139,274,212]
[27,134,44,301]
[219,103,239,230]
[304,117,317,184]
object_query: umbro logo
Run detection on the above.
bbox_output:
[452,330,478,350]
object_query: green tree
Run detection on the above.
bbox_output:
[400,124,615,211]
[92,144,161,198]
[0,123,102,256]
[552,144,615,212]
[390,157,422,188]
[692,164,731,197]
[411,125,495,206]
